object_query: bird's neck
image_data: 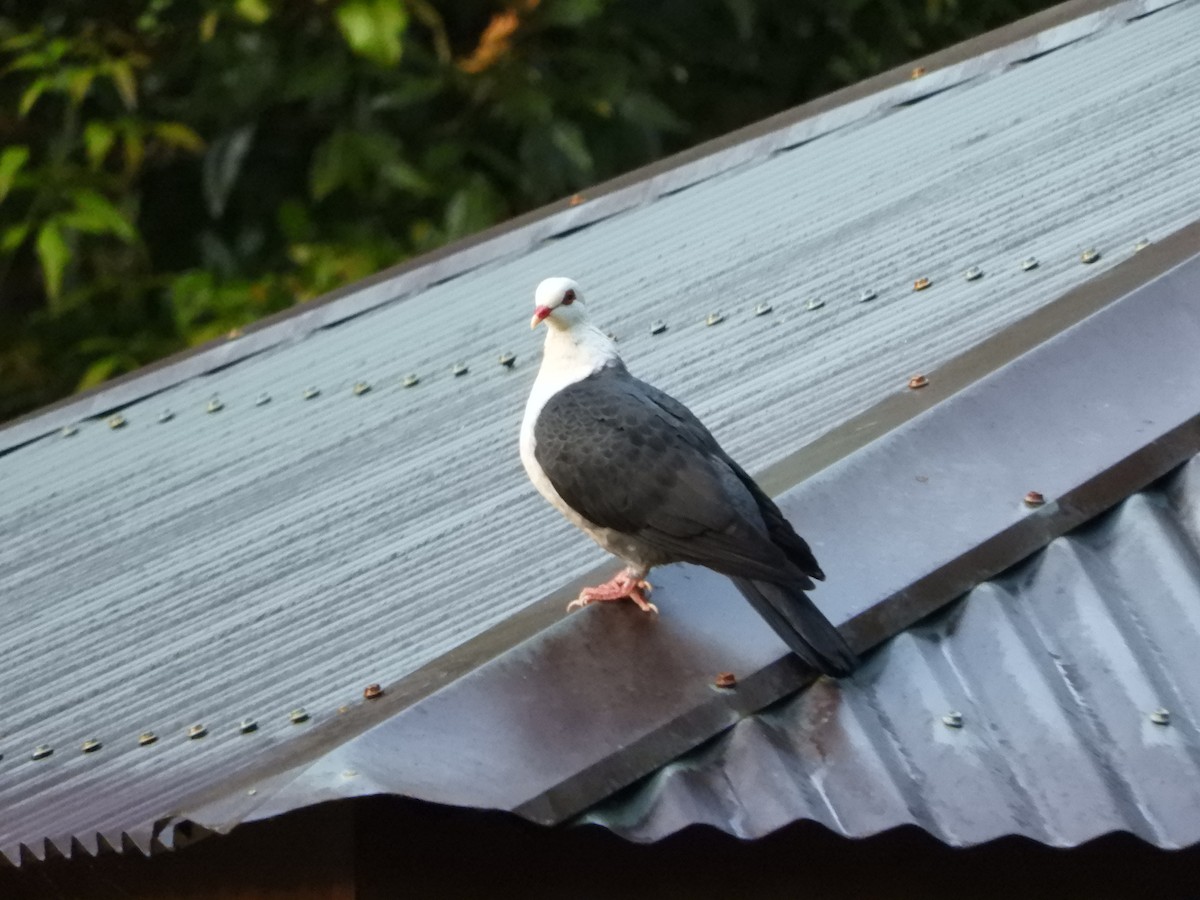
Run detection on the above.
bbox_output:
[538,322,620,386]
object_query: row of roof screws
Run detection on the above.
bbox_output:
[62,240,1149,436]
[60,356,525,436]
[18,687,387,762]
[940,707,1172,729]
[681,242,1147,337]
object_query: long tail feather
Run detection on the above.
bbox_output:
[731,577,858,677]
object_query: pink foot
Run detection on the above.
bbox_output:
[567,571,657,614]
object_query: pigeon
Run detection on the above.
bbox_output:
[520,277,858,677]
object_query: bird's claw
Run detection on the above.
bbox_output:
[566,575,657,614]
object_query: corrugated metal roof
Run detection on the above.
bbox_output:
[581,454,1200,849]
[2,0,1200,862]
[161,243,1199,846]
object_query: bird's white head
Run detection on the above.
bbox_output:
[531,276,586,330]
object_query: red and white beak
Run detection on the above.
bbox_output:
[530,306,552,329]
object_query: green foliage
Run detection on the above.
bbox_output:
[0,0,1057,422]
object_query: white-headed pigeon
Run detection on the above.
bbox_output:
[520,277,857,677]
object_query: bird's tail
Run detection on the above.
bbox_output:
[731,578,858,677]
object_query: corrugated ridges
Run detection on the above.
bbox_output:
[582,456,1200,848]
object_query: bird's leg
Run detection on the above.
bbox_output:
[567,568,657,614]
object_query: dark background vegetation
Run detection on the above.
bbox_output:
[1,0,1055,422]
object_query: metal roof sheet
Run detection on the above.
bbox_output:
[581,454,1200,848]
[2,0,1200,862]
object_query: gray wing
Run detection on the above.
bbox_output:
[533,363,816,585]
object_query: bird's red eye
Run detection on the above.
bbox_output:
[562,289,576,305]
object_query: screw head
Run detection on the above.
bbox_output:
[238,718,258,734]
[452,363,469,377]
[255,392,271,406]
[364,683,384,700]
[302,386,321,400]
[206,396,224,413]
[964,266,983,281]
[705,312,724,326]
[805,298,825,311]
[81,739,102,754]
[650,320,667,335]
[138,732,158,746]
[1150,708,1171,725]
[107,414,126,430]
[858,288,877,303]
[187,724,207,740]
[289,708,310,724]
[713,672,737,689]
[1135,238,1151,252]
[402,374,420,387]
[912,277,932,292]
[942,711,964,728]
[1021,257,1040,271]
[753,301,773,316]
[910,66,926,79]
[158,409,174,423]
[908,374,929,390]
[1080,248,1100,264]
[31,745,53,760]
[1023,491,1046,507]
[352,381,371,396]
[61,424,78,437]
[568,194,585,207]
[498,352,516,368]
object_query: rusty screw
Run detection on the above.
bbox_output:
[911,66,926,79]
[908,374,929,390]
[568,194,585,207]
[364,683,384,700]
[1023,491,1046,507]
[912,277,931,291]
[714,672,737,689]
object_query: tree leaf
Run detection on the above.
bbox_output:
[61,190,138,242]
[0,145,30,204]
[1,222,30,252]
[35,220,70,302]
[77,355,123,391]
[538,0,606,27]
[549,121,593,175]
[108,58,138,109]
[234,0,271,24]
[66,66,96,104]
[202,125,255,218]
[335,0,408,67]
[82,121,116,169]
[18,77,49,116]
[153,122,206,153]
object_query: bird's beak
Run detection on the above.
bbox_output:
[531,306,552,329]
